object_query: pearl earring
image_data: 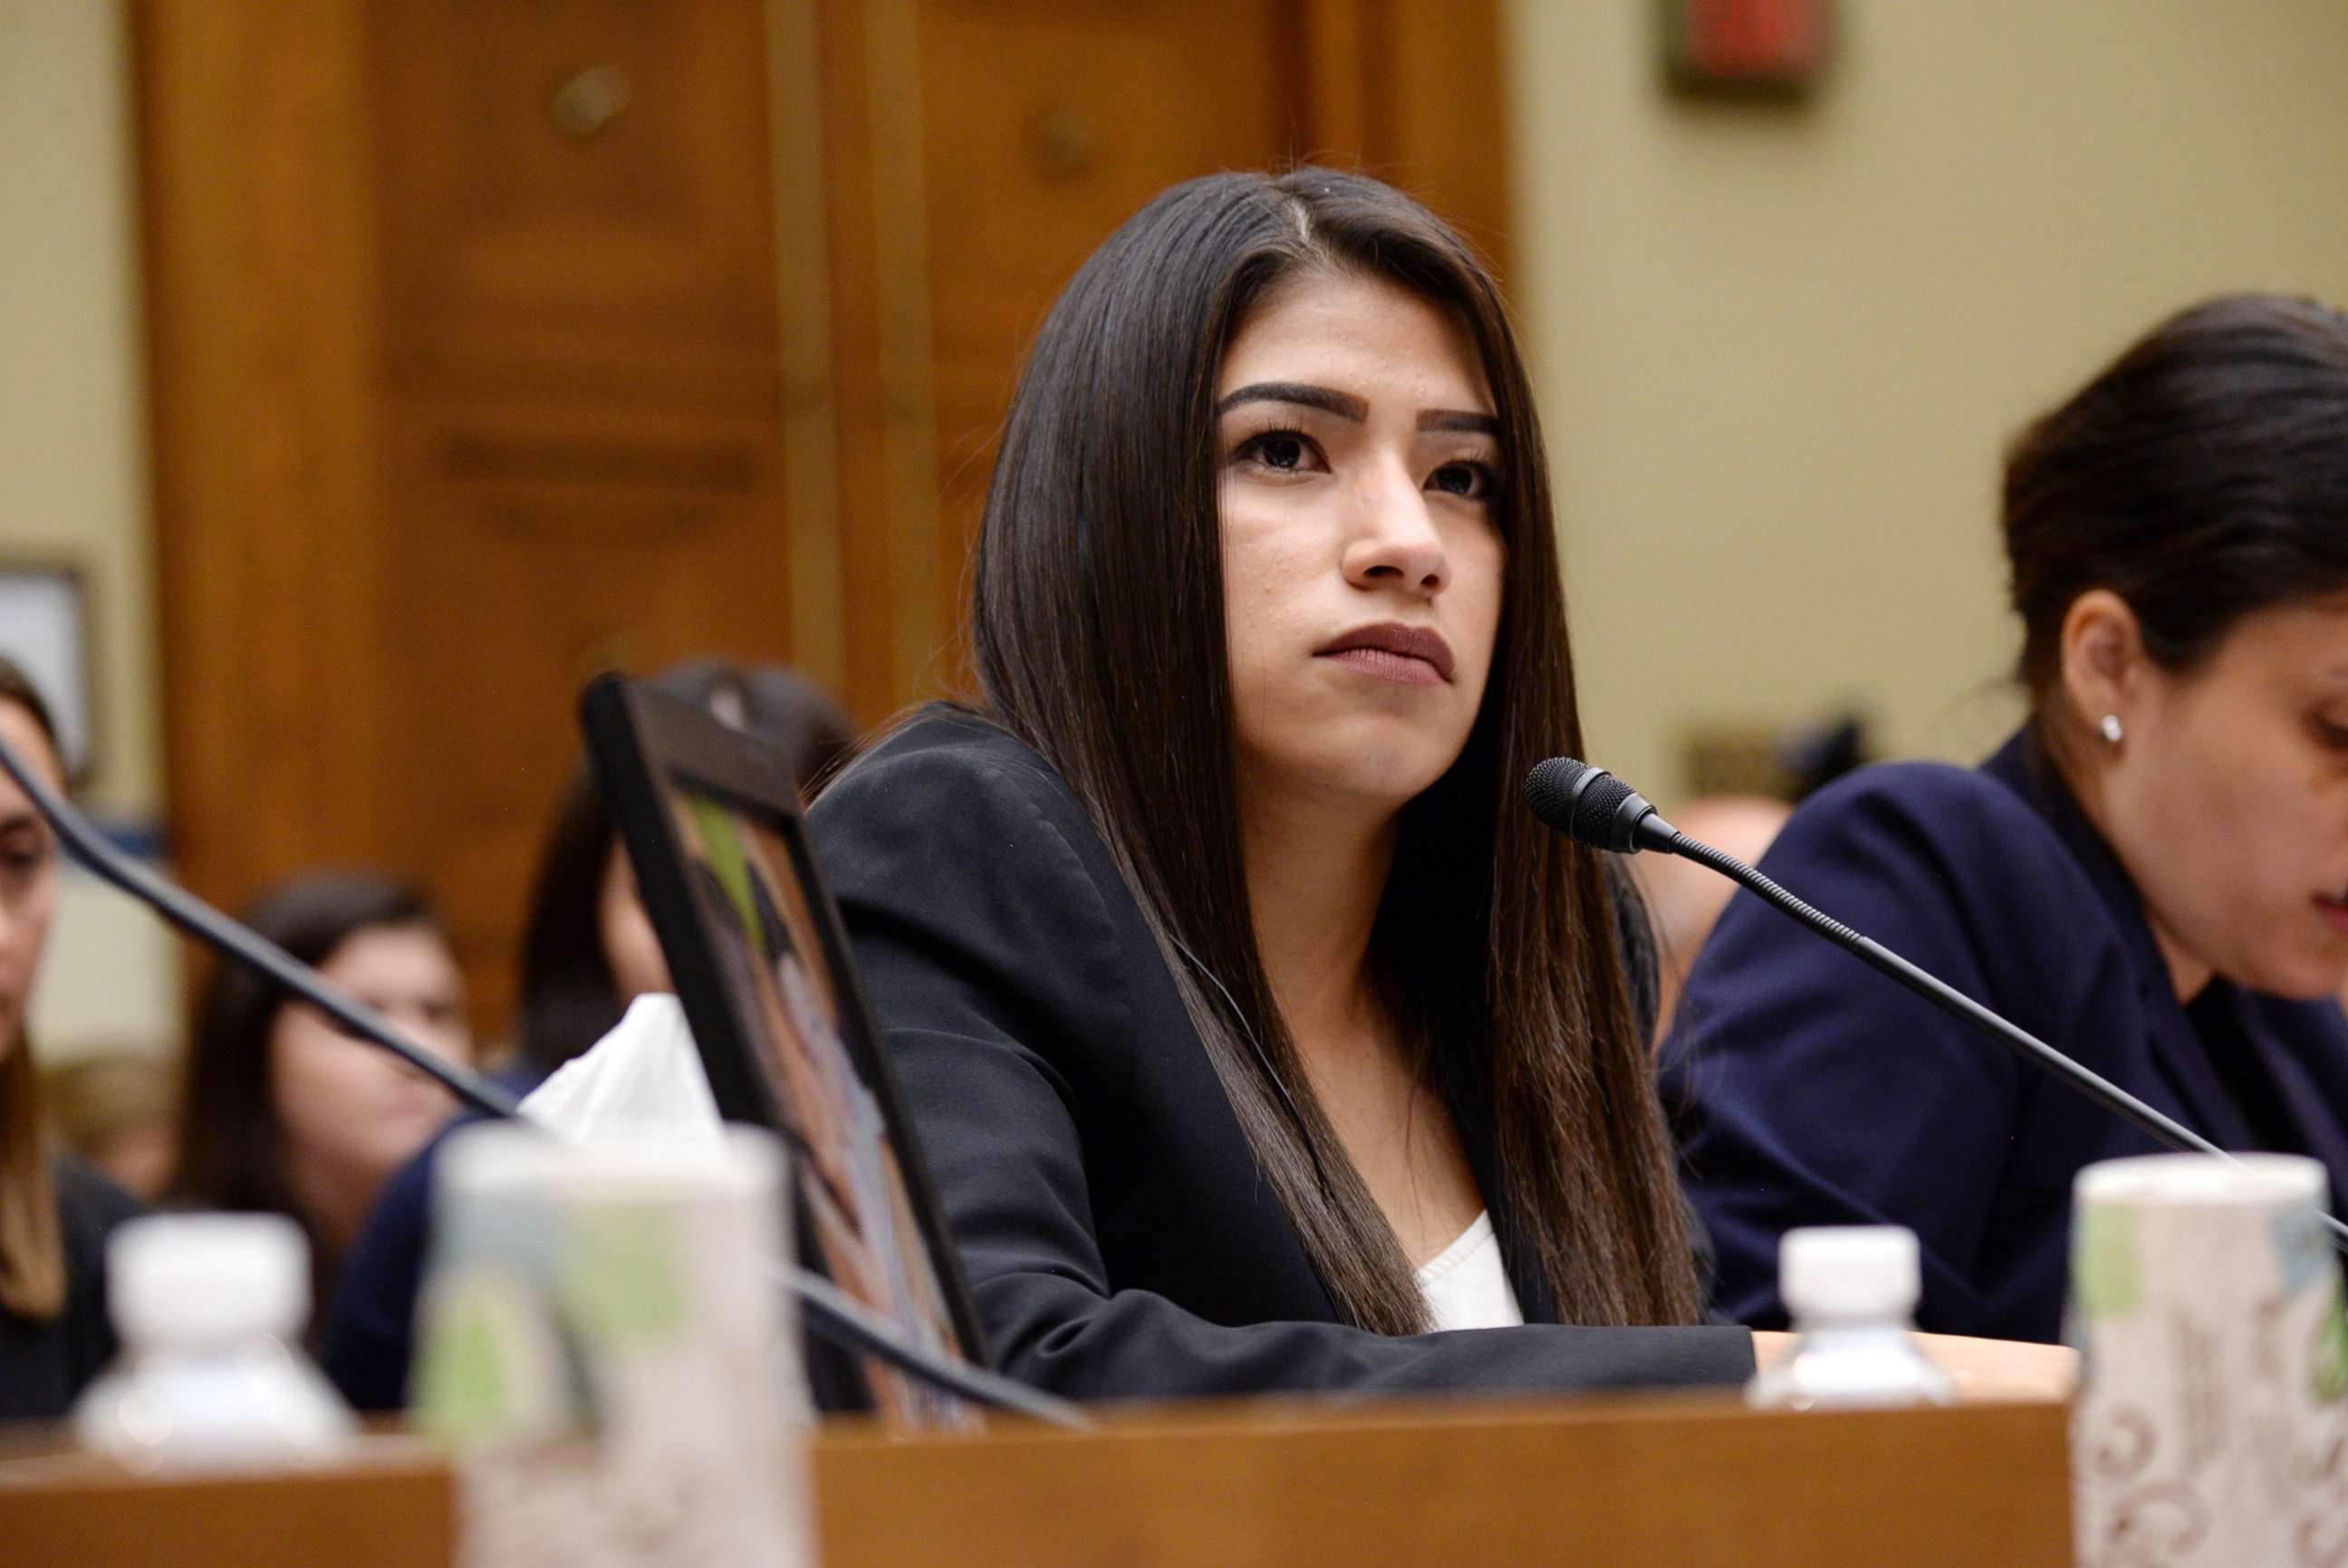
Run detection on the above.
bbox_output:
[2100,714,2124,746]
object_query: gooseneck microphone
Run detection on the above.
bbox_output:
[0,737,520,1120]
[1524,755,2348,1252]
[0,725,1085,1428]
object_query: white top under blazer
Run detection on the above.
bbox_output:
[1413,1210,1526,1331]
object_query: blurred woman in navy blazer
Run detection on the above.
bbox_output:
[1667,294,2348,1342]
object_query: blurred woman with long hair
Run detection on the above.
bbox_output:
[168,873,473,1313]
[0,657,140,1418]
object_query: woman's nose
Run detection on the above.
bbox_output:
[1341,463,1447,594]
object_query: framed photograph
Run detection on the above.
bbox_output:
[580,674,989,1430]
[0,560,96,784]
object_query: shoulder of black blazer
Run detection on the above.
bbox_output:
[806,706,1754,1402]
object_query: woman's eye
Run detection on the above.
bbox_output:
[1429,461,1496,499]
[2315,717,2348,752]
[1237,431,1316,473]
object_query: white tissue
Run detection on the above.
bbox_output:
[517,994,725,1146]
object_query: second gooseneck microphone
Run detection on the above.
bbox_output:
[1523,755,2348,1252]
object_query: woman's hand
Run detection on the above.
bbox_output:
[1752,1330,2077,1403]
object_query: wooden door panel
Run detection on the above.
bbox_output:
[910,0,1311,689]
[370,0,780,405]
[380,399,794,1029]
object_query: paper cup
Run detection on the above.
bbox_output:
[2069,1153,2348,1565]
[413,1123,813,1568]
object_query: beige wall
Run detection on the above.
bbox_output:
[1508,2,2348,807]
[2,0,180,1055]
[0,0,157,819]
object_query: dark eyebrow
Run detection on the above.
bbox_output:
[1213,383,1500,440]
[1214,382,1368,421]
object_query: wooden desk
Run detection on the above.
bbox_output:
[0,1393,2072,1566]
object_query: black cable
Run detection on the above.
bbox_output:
[779,1265,1090,1428]
[0,724,1089,1425]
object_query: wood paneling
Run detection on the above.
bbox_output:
[136,0,394,917]
[378,400,794,1027]
[370,0,782,406]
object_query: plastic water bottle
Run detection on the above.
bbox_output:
[74,1213,355,1468]
[1746,1225,1957,1410]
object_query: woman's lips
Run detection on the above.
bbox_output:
[1321,646,1446,686]
[2315,894,2348,938]
[1315,621,1456,685]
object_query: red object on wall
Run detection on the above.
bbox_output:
[1666,0,1833,90]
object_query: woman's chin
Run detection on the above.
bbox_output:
[2258,958,2348,1003]
[1297,748,1460,810]
[2227,932,2348,1001]
[1241,711,1475,813]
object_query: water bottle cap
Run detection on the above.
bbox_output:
[1779,1225,1920,1320]
[110,1213,310,1348]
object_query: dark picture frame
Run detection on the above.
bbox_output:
[578,674,989,1428]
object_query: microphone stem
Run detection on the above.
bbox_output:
[1667,832,2348,1255]
[0,731,520,1121]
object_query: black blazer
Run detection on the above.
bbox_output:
[807,709,1754,1401]
[1664,730,2348,1342]
[0,1156,140,1421]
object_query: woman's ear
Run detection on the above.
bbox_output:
[2055,589,2148,740]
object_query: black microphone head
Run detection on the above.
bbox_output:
[1524,757,1661,853]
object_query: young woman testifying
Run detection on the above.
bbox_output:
[811,168,2068,1400]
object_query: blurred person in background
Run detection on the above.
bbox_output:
[41,1050,178,1203]
[503,657,857,1091]
[1630,796,1791,1043]
[322,657,853,1407]
[167,873,474,1318]
[0,656,141,1420]
[1667,294,2348,1342]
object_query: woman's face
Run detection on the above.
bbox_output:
[2084,594,2348,998]
[0,700,63,1060]
[268,922,472,1194]
[1217,268,1506,814]
[599,844,673,1000]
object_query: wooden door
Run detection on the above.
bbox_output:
[367,0,795,1023]
[139,0,1511,1039]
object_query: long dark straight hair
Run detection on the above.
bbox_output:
[0,657,65,1320]
[971,168,1703,1332]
